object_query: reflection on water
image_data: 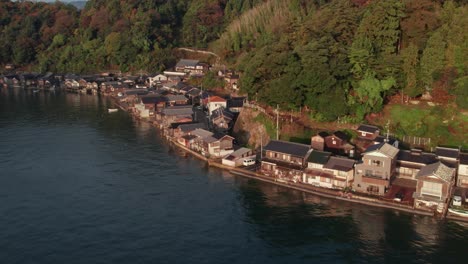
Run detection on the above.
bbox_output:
[0,88,467,264]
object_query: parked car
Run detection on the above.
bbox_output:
[243,159,256,166]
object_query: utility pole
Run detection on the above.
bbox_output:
[260,131,263,160]
[386,120,391,142]
[276,104,279,140]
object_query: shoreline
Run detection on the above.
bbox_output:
[110,96,468,223]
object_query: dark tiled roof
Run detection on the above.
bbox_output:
[264,140,311,158]
[227,97,245,108]
[397,150,438,165]
[307,150,331,164]
[169,121,198,129]
[333,131,349,141]
[179,123,206,132]
[357,124,379,133]
[176,59,199,68]
[323,157,355,171]
[141,96,168,104]
[317,131,329,138]
[435,147,460,159]
[460,153,468,165]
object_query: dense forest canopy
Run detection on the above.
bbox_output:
[0,0,467,118]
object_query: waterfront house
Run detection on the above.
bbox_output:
[302,150,333,188]
[322,157,355,189]
[413,162,456,212]
[207,96,227,115]
[302,152,354,189]
[187,129,234,158]
[435,147,460,168]
[188,128,214,154]
[170,122,206,139]
[396,149,438,180]
[353,143,399,195]
[203,133,235,158]
[160,106,193,128]
[222,147,255,167]
[458,153,468,188]
[357,124,380,141]
[141,96,168,112]
[261,140,312,183]
[134,103,150,118]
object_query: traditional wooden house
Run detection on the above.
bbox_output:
[353,143,399,196]
[166,94,189,106]
[396,149,438,180]
[224,74,239,90]
[203,133,235,158]
[148,74,168,87]
[160,106,193,128]
[311,132,329,151]
[211,108,235,132]
[261,140,312,183]
[357,124,380,141]
[413,162,456,212]
[303,150,332,188]
[141,96,168,111]
[175,59,208,76]
[324,131,355,157]
[171,122,207,139]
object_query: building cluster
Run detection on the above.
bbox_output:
[3,59,467,218]
[259,126,467,216]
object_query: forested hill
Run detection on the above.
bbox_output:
[0,0,467,117]
[212,0,467,119]
[0,0,259,73]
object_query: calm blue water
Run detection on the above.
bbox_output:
[1,88,467,264]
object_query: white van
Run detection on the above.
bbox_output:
[243,159,256,166]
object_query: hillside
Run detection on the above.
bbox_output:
[0,0,467,131]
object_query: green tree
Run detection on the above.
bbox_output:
[401,42,421,97]
[419,31,446,89]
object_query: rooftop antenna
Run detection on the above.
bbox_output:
[385,120,390,142]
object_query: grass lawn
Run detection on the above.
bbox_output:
[383,104,467,149]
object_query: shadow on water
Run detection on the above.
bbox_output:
[1,88,468,264]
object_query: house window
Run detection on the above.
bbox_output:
[365,170,373,177]
[338,171,347,177]
[369,160,382,167]
[421,181,442,197]
[367,185,379,193]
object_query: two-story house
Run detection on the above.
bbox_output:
[396,149,438,180]
[413,162,456,212]
[207,96,227,115]
[353,143,399,195]
[303,150,332,187]
[457,153,468,188]
[261,140,312,183]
